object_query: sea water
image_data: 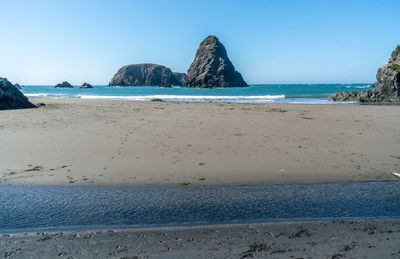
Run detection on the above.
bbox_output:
[21,84,371,104]
[1,182,399,232]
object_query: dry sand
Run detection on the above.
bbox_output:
[1,218,400,258]
[1,98,400,186]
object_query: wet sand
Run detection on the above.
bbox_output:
[1,98,400,186]
[1,218,400,258]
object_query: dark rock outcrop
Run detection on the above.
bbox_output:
[158,83,172,88]
[330,45,400,103]
[0,77,36,110]
[173,72,187,85]
[184,35,248,88]
[55,81,74,88]
[79,83,93,88]
[14,83,22,90]
[109,64,181,86]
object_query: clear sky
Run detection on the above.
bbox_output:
[1,0,399,85]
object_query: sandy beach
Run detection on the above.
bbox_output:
[1,99,400,258]
[0,98,400,186]
[1,218,400,258]
[2,1,400,258]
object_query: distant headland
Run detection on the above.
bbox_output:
[330,45,400,103]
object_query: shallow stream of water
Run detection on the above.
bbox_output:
[0,182,399,232]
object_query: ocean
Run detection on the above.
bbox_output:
[21,84,371,104]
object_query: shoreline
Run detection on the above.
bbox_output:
[0,178,398,188]
[2,216,400,235]
[1,98,400,187]
[19,83,373,105]
[2,218,400,258]
[2,215,399,235]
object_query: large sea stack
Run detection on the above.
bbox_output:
[330,45,400,103]
[109,64,182,86]
[0,77,36,110]
[184,35,248,88]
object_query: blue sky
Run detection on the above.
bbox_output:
[1,0,399,85]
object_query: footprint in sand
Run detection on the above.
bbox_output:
[67,175,76,184]
[24,165,42,172]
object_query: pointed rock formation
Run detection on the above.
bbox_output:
[109,64,181,86]
[184,35,248,88]
[55,81,74,88]
[330,45,400,103]
[0,77,36,110]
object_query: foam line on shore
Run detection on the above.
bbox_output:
[77,94,286,100]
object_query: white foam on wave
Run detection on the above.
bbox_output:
[345,85,370,89]
[24,93,66,97]
[24,93,49,97]
[287,100,357,104]
[78,95,286,101]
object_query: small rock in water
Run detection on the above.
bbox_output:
[55,81,74,88]
[79,82,93,89]
[158,83,172,88]
[151,98,164,102]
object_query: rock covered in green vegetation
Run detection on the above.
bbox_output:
[109,64,183,86]
[0,77,36,110]
[184,35,248,88]
[391,45,400,60]
[330,45,400,103]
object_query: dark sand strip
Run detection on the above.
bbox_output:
[1,219,400,258]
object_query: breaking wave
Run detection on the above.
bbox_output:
[78,94,286,102]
